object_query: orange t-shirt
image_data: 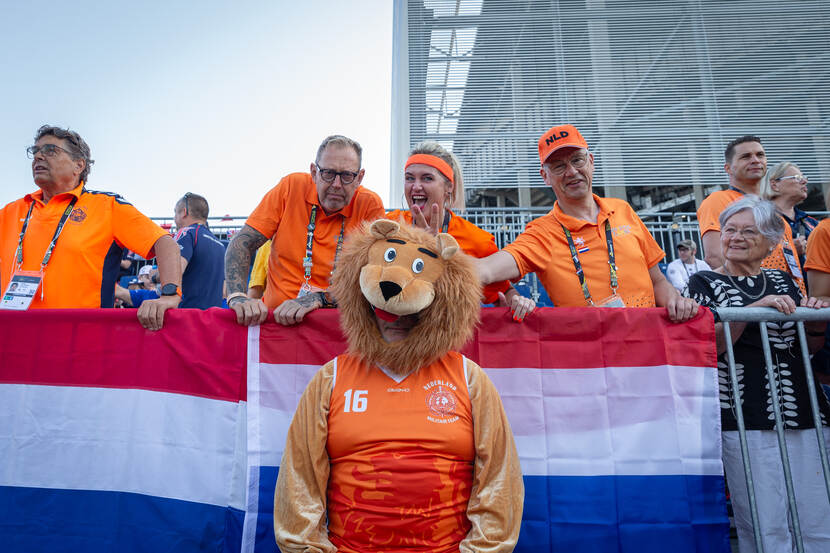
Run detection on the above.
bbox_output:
[0,182,166,308]
[697,189,806,296]
[804,218,830,274]
[245,173,385,308]
[386,210,511,304]
[504,195,665,307]
[326,351,475,553]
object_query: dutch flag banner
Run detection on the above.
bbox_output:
[243,308,729,553]
[0,307,729,552]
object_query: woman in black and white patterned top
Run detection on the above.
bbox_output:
[684,196,830,553]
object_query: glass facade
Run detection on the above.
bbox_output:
[392,0,830,212]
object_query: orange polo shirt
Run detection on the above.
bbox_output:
[327,351,475,553]
[805,219,830,274]
[0,182,167,308]
[697,189,806,296]
[386,209,511,304]
[504,195,665,307]
[245,173,384,308]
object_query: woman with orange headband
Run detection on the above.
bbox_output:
[387,141,536,320]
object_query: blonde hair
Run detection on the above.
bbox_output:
[408,141,465,210]
[761,161,798,200]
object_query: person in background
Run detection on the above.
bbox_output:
[685,195,830,553]
[137,264,155,290]
[0,125,180,330]
[247,240,271,299]
[173,192,225,309]
[697,135,805,296]
[665,240,710,292]
[224,135,385,326]
[762,160,818,266]
[386,141,535,320]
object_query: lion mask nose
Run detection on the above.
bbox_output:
[379,281,402,301]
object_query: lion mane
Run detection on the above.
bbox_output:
[330,219,482,376]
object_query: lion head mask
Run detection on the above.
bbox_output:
[330,219,481,375]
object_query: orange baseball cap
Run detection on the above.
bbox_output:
[538,124,588,164]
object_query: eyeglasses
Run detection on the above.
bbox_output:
[722,226,761,239]
[546,153,590,176]
[775,174,808,184]
[316,165,359,185]
[26,144,74,159]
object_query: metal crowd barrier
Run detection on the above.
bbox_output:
[715,307,830,553]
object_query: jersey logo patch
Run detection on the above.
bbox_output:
[425,385,458,423]
[69,207,87,223]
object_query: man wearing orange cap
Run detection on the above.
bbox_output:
[475,124,698,322]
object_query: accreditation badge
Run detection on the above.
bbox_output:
[297,282,324,299]
[0,270,43,310]
[596,294,626,308]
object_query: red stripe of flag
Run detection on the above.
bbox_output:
[0,308,246,402]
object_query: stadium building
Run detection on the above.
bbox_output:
[390,0,830,214]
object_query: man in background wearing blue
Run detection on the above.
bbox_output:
[173,193,225,308]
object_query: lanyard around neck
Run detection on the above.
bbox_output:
[302,205,346,285]
[561,220,617,306]
[16,194,79,270]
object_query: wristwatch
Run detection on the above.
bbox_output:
[161,283,179,296]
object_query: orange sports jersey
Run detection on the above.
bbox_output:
[697,189,806,296]
[245,173,385,308]
[504,195,665,307]
[0,182,166,308]
[386,209,510,303]
[326,352,475,553]
[805,218,830,274]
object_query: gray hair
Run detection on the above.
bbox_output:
[719,195,784,246]
[34,125,95,184]
[761,161,799,200]
[315,135,362,168]
[408,141,465,210]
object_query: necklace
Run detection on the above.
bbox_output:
[724,265,767,300]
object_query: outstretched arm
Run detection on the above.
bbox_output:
[476,251,521,286]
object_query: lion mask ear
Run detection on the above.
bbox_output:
[370,219,400,239]
[436,232,459,260]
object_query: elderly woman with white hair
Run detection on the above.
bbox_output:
[684,195,830,553]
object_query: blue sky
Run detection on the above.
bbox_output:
[0,1,393,217]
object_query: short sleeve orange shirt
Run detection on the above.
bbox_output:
[503,195,665,307]
[0,182,167,308]
[386,209,511,304]
[245,173,385,308]
[698,189,806,296]
[804,218,830,274]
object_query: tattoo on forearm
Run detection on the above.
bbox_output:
[295,293,322,308]
[225,225,267,294]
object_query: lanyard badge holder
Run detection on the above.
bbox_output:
[781,238,803,280]
[562,220,625,308]
[1,197,78,310]
[297,205,346,298]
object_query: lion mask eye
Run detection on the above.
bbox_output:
[384,247,397,262]
[411,258,424,273]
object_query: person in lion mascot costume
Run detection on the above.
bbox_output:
[273,219,524,553]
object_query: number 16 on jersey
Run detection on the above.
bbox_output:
[343,389,368,413]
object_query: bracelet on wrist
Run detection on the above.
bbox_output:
[319,291,337,308]
[226,292,249,305]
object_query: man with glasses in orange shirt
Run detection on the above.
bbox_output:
[224,135,384,326]
[0,125,181,330]
[475,123,698,322]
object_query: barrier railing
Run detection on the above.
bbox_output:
[715,307,830,553]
